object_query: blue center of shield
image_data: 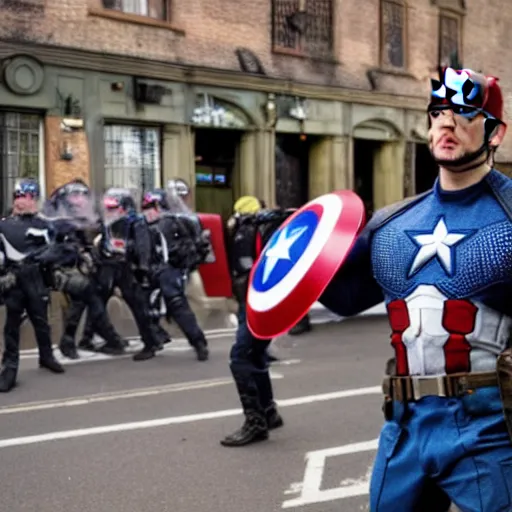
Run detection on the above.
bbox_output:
[252,210,319,292]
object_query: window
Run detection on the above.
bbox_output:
[381,0,406,69]
[0,112,42,214]
[104,125,161,191]
[272,0,333,57]
[439,13,461,67]
[101,0,169,21]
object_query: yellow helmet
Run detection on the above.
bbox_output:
[233,196,262,214]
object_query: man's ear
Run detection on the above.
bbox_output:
[488,121,507,147]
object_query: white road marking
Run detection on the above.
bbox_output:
[0,373,284,415]
[282,440,378,508]
[19,330,236,357]
[19,335,230,364]
[0,385,380,449]
[273,359,301,366]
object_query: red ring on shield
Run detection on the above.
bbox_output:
[246,190,365,339]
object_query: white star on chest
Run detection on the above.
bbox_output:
[262,225,308,283]
[408,217,467,277]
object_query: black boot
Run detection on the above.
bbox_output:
[39,357,65,374]
[220,369,269,447]
[133,346,156,361]
[98,340,125,356]
[0,368,17,392]
[193,340,209,361]
[151,322,171,351]
[78,338,96,352]
[220,411,269,447]
[265,403,284,430]
[59,335,79,360]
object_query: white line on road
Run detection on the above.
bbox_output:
[19,328,237,356]
[282,440,378,508]
[0,385,380,449]
[19,333,233,362]
[0,373,284,415]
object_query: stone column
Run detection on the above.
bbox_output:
[232,129,275,206]
[255,130,275,207]
[308,136,351,199]
[237,130,257,198]
[373,140,406,210]
[162,125,195,204]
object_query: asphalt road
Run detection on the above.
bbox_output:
[0,317,392,512]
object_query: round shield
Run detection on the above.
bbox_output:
[246,190,365,339]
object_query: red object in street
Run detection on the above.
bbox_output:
[246,190,365,339]
[197,213,232,298]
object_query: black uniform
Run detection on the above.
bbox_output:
[0,212,64,392]
[41,181,126,359]
[221,209,292,447]
[57,218,128,358]
[143,212,209,361]
[79,207,160,361]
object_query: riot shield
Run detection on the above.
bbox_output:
[100,187,140,257]
[43,180,102,245]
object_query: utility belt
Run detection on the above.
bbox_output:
[383,350,512,443]
[382,372,498,402]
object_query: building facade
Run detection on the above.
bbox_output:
[0,0,510,219]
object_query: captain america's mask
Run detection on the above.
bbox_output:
[427,67,506,171]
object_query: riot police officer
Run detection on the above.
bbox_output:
[0,179,64,392]
[42,179,126,359]
[78,188,160,361]
[140,187,209,362]
[221,196,291,447]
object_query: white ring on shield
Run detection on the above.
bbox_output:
[247,193,343,312]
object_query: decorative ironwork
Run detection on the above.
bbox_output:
[381,0,405,68]
[272,0,333,57]
[0,112,41,214]
[439,14,460,67]
[102,0,168,20]
[104,125,161,191]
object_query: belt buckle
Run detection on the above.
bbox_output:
[412,376,446,400]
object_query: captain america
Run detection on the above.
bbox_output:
[247,66,512,512]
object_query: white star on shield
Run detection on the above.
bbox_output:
[262,225,308,284]
[407,217,468,277]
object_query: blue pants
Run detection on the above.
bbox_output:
[229,303,274,414]
[370,387,512,512]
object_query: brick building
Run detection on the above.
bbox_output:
[0,0,510,217]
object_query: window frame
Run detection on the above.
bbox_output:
[379,0,408,71]
[88,0,185,33]
[271,0,334,59]
[0,111,45,213]
[438,9,463,68]
[103,122,163,192]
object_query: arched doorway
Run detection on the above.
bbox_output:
[192,94,252,219]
